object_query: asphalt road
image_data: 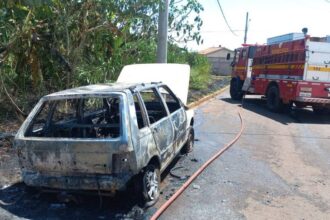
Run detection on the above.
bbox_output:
[1,89,329,219]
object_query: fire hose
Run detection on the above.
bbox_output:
[151,109,244,220]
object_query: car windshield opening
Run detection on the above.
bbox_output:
[25,96,121,138]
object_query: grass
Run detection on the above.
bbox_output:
[189,64,210,90]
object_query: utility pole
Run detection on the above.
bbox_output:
[156,0,169,63]
[243,12,249,44]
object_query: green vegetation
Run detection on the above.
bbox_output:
[0,0,210,120]
[190,64,211,90]
[167,44,211,89]
[187,53,211,90]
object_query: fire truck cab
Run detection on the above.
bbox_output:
[230,33,330,113]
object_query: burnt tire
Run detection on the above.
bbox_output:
[266,85,283,112]
[140,164,160,208]
[230,78,244,101]
[181,128,194,154]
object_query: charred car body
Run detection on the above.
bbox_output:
[15,64,194,206]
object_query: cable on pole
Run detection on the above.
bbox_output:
[215,0,238,36]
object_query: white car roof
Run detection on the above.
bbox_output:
[117,64,190,104]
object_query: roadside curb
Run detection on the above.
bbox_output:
[187,85,229,109]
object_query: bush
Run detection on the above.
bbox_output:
[189,63,210,90]
[167,45,211,90]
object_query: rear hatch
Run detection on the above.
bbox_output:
[17,139,122,175]
[15,94,132,176]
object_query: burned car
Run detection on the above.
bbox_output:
[15,64,194,206]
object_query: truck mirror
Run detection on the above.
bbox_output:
[226,53,231,60]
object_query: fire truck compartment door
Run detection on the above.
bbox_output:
[242,59,253,91]
[305,41,330,82]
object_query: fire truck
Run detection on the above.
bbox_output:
[229,33,330,113]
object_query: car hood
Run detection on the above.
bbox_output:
[117,64,190,104]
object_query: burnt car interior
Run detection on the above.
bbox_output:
[25,97,121,138]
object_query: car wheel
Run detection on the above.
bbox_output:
[141,164,160,207]
[266,85,283,112]
[230,78,243,100]
[181,128,194,154]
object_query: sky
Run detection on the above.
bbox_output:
[186,0,330,51]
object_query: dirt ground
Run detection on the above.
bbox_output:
[0,118,22,189]
[0,138,21,189]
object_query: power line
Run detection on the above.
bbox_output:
[215,0,238,36]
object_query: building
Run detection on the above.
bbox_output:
[199,46,234,75]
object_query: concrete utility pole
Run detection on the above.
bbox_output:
[243,12,249,44]
[156,0,169,63]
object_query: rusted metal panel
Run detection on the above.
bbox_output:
[22,171,132,193]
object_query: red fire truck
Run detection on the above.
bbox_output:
[229,33,330,113]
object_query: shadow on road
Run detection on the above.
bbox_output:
[221,97,330,125]
[0,182,146,220]
[0,154,188,220]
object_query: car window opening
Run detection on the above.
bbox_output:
[158,86,181,113]
[25,96,121,138]
[139,89,167,124]
[133,95,147,129]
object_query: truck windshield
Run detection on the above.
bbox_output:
[248,46,257,58]
[231,49,240,66]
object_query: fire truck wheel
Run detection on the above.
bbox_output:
[230,78,243,100]
[294,102,307,108]
[266,85,283,112]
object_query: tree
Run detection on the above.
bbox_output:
[0,0,204,117]
[168,0,204,45]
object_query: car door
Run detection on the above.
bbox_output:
[157,86,187,153]
[139,88,175,165]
